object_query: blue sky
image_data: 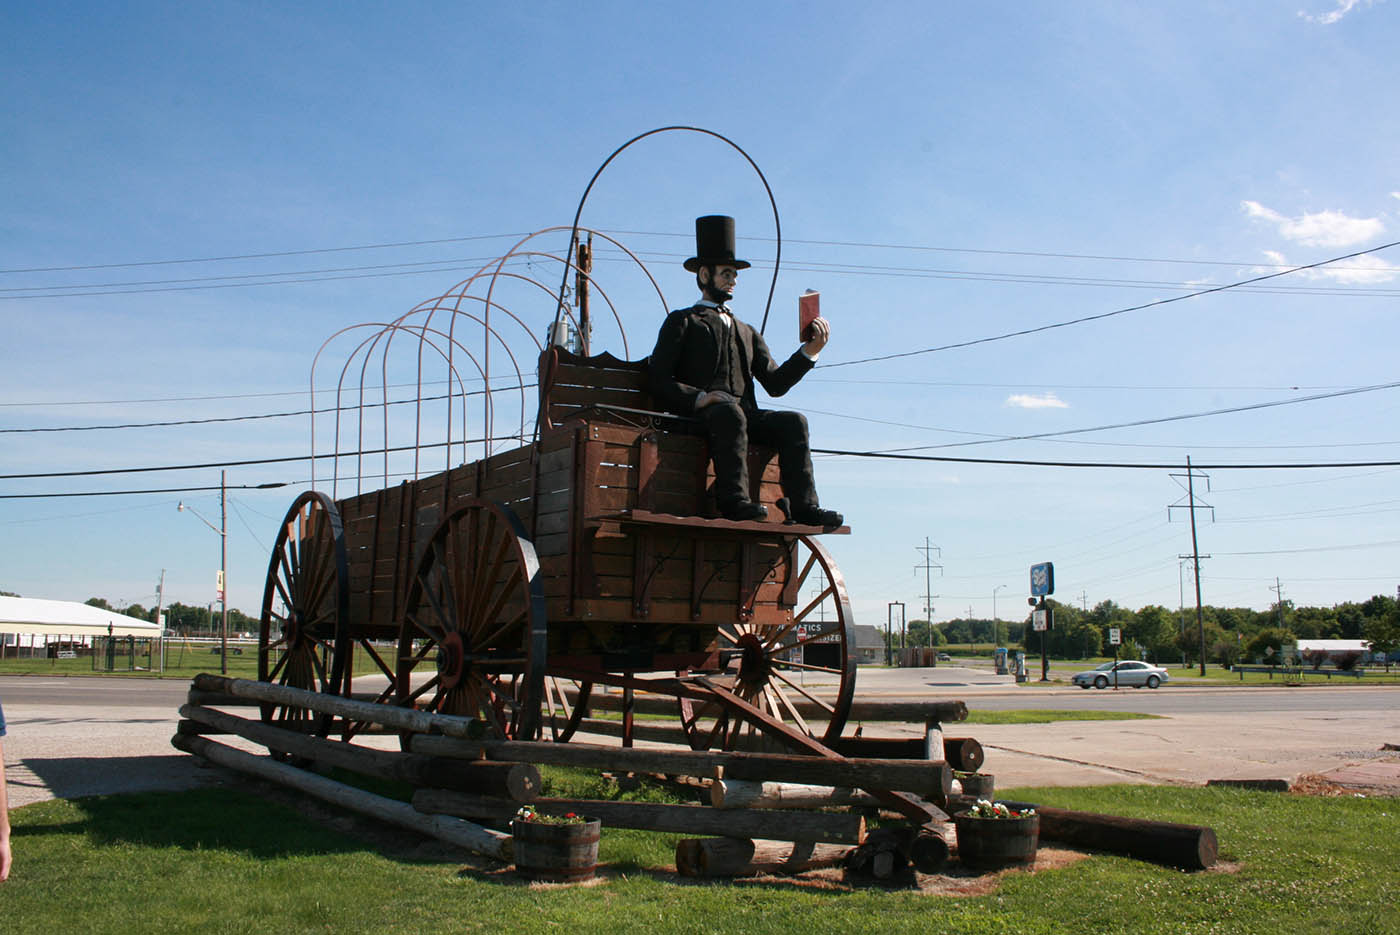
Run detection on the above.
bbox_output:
[3,1,1398,631]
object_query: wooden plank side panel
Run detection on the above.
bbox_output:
[549,361,650,392]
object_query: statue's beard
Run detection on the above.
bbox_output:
[704,284,732,304]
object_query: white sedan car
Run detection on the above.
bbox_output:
[1072,660,1169,689]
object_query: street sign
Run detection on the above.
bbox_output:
[1109,627,1121,646]
[1032,609,1048,631]
[1030,562,1054,597]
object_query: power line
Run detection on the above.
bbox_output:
[811,449,1400,470]
[822,239,1400,368]
[603,227,1398,270]
[0,232,531,275]
[0,482,288,500]
[7,237,1396,300]
[0,436,515,480]
[0,383,535,434]
[867,380,1400,453]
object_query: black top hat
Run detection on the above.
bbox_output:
[683,215,751,272]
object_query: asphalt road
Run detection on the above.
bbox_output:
[1,668,1397,806]
[2,670,1395,716]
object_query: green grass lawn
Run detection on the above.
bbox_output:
[4,780,1395,934]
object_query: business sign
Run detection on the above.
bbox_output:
[795,624,837,644]
[1032,609,1048,632]
[1108,627,1121,646]
[1030,562,1054,597]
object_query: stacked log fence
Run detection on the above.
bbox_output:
[172,673,1218,881]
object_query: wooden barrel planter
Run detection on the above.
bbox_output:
[953,810,1039,869]
[955,772,995,799]
[510,818,602,883]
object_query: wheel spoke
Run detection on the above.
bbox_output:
[404,672,443,705]
[474,565,524,644]
[776,659,844,675]
[794,584,836,623]
[466,521,512,641]
[771,669,837,714]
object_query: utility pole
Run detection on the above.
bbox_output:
[1271,578,1286,629]
[220,470,229,674]
[575,235,593,355]
[914,538,942,646]
[154,569,166,674]
[1169,456,1213,677]
[1079,591,1088,612]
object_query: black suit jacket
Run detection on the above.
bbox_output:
[648,304,814,415]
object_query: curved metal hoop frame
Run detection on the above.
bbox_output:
[552,125,784,338]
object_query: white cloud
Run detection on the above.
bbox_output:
[1241,200,1385,247]
[1005,393,1068,410]
[1299,0,1381,24]
[1310,256,1400,284]
[1250,249,1399,285]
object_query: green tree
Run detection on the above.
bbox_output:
[1244,627,1293,664]
[1128,605,1177,662]
[1363,607,1400,672]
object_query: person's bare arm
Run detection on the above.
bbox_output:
[1,739,11,881]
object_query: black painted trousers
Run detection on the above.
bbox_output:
[695,401,819,512]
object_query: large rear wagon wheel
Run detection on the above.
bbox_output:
[396,499,547,740]
[258,491,350,741]
[679,534,856,751]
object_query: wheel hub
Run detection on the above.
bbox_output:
[734,632,771,690]
[283,610,302,648]
[437,632,466,690]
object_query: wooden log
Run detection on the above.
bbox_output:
[923,719,943,761]
[190,674,487,740]
[826,737,928,759]
[572,716,694,745]
[410,735,953,798]
[709,779,880,810]
[171,732,512,861]
[413,789,866,845]
[999,800,1218,870]
[910,829,951,873]
[944,737,985,773]
[674,837,851,877]
[187,688,392,709]
[577,691,967,723]
[180,704,539,801]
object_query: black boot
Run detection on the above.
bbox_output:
[792,505,843,528]
[720,500,768,522]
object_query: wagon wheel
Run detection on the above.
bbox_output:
[258,491,350,742]
[396,498,547,740]
[678,534,856,751]
[541,676,594,743]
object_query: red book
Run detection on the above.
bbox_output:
[799,290,820,341]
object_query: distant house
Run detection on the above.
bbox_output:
[1295,639,1387,667]
[852,624,885,664]
[0,596,162,657]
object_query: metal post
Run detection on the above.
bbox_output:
[220,470,228,675]
[1186,457,1207,677]
[993,584,1005,648]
